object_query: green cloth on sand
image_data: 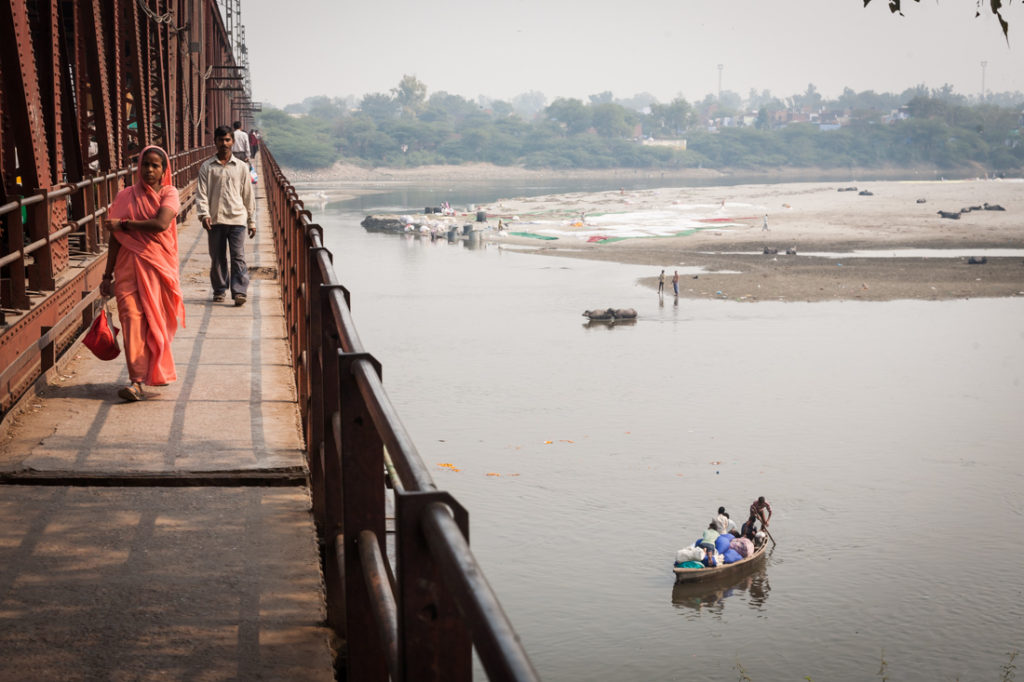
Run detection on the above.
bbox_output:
[508,231,558,240]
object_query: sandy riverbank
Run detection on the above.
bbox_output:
[287,162,1023,302]
[351,176,1021,303]
[477,178,1024,302]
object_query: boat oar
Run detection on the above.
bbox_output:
[762,524,777,547]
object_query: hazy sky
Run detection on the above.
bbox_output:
[243,0,1023,108]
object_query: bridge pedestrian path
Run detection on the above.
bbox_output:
[0,159,335,680]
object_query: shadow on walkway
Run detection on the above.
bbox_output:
[0,157,334,680]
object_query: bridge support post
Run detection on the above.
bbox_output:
[396,490,472,681]
[306,275,338,532]
[320,309,345,638]
[338,350,388,681]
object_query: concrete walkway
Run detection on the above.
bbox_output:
[0,160,335,680]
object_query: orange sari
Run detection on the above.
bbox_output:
[107,145,185,385]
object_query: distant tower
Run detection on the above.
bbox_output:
[717,64,724,101]
[980,61,988,101]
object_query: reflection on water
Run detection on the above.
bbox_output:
[309,181,1024,682]
[671,563,772,618]
[582,318,638,329]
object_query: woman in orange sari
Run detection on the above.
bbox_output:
[99,145,185,401]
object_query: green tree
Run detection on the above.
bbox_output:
[511,90,547,118]
[256,108,337,168]
[616,92,658,112]
[793,83,823,111]
[718,90,743,112]
[835,87,899,112]
[359,93,399,123]
[649,97,694,135]
[545,98,591,134]
[490,100,515,117]
[590,102,634,138]
[392,74,428,118]
[422,91,478,124]
[305,96,346,121]
[906,95,947,119]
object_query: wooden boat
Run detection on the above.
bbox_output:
[672,538,769,584]
[671,560,770,609]
[582,308,637,322]
[583,317,636,328]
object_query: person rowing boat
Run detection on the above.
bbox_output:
[741,496,772,539]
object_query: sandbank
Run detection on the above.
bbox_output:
[474,178,1024,302]
[294,164,1024,302]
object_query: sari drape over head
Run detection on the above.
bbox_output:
[107,145,185,384]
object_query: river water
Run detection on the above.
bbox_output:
[304,179,1024,681]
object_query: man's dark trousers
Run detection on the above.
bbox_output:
[208,224,249,297]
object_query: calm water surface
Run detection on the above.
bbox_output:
[305,181,1024,681]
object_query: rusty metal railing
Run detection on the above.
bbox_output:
[0,146,213,417]
[261,146,540,682]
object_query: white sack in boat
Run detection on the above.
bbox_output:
[675,546,704,564]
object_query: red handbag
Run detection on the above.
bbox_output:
[83,308,121,360]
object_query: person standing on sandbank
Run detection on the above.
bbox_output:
[762,214,769,231]
[658,269,665,295]
[672,270,680,296]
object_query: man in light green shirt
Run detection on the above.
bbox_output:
[196,125,256,305]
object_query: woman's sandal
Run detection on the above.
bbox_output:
[118,383,145,402]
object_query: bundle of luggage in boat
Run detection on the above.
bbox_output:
[674,529,759,569]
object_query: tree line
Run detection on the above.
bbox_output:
[257,76,1024,173]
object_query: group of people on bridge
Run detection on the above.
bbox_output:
[98,122,259,402]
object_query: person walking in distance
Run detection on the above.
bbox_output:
[658,269,665,295]
[231,121,250,163]
[762,214,769,231]
[248,128,260,159]
[196,125,256,306]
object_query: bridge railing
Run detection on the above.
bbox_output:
[261,146,540,682]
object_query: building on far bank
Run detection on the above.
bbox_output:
[642,138,687,150]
